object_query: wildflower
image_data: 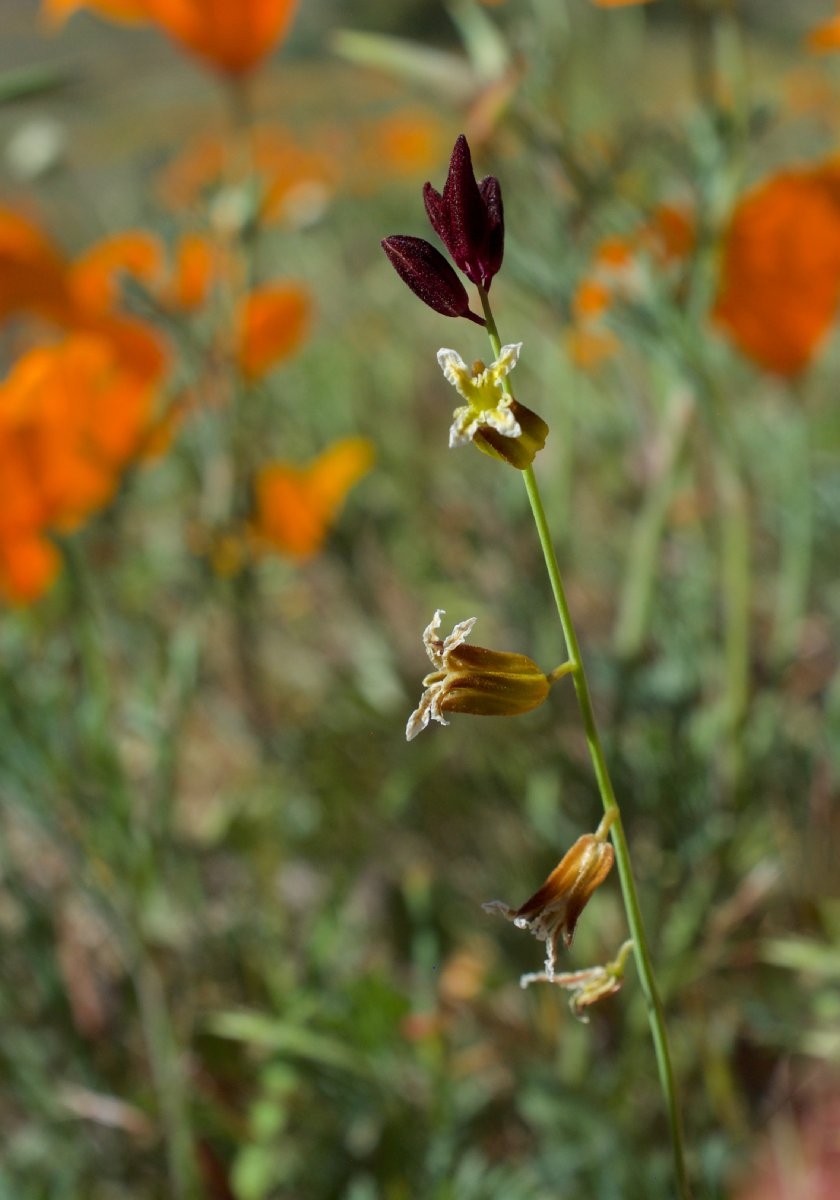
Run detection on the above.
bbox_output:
[0,334,163,604]
[45,0,300,77]
[381,236,484,324]
[251,437,374,560]
[238,282,312,381]
[406,608,551,741]
[483,811,617,979]
[807,7,840,53]
[436,343,548,467]
[714,164,840,376]
[520,939,634,1023]
[381,133,505,312]
[423,133,505,291]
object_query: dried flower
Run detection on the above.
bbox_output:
[520,939,634,1023]
[380,236,484,324]
[484,811,617,979]
[423,134,505,291]
[406,609,551,741]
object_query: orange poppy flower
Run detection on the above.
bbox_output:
[162,233,216,311]
[807,9,840,53]
[252,437,374,560]
[0,334,162,603]
[0,206,74,325]
[714,164,840,376]
[237,282,312,381]
[157,127,337,228]
[45,0,300,76]
[68,230,164,315]
[44,0,148,23]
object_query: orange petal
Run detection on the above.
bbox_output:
[238,282,311,381]
[69,230,164,316]
[0,533,61,605]
[591,0,657,7]
[807,15,840,53]
[144,0,299,76]
[714,164,840,376]
[42,0,150,25]
[253,437,374,559]
[164,233,215,311]
[0,206,73,324]
[573,278,612,321]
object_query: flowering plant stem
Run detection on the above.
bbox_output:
[478,286,691,1199]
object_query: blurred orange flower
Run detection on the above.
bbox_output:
[158,127,337,228]
[0,335,162,603]
[163,233,216,311]
[68,230,164,315]
[591,0,658,7]
[237,282,312,381]
[45,0,299,76]
[807,8,840,52]
[252,438,374,560]
[0,206,74,325]
[568,203,695,369]
[714,164,840,376]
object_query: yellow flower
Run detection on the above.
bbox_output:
[406,609,551,741]
[437,342,522,448]
[484,811,617,979]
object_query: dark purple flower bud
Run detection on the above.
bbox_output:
[381,235,485,324]
[423,134,505,291]
[478,175,504,281]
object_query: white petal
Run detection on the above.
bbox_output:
[406,692,434,740]
[483,404,522,440]
[492,342,522,379]
[449,405,480,448]
[441,615,477,660]
[422,608,445,666]
[436,348,471,395]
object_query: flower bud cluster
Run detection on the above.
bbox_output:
[381,134,504,324]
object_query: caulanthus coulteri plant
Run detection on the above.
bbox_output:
[382,134,692,1198]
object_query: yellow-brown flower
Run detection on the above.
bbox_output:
[520,939,634,1022]
[484,811,617,978]
[406,609,551,741]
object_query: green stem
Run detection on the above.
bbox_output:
[715,452,750,784]
[478,287,691,1199]
[771,408,812,665]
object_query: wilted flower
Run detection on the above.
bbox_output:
[406,609,551,741]
[484,811,617,979]
[380,236,484,324]
[520,939,634,1023]
[436,343,548,468]
[423,133,504,291]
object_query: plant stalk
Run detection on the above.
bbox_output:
[478,286,691,1199]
